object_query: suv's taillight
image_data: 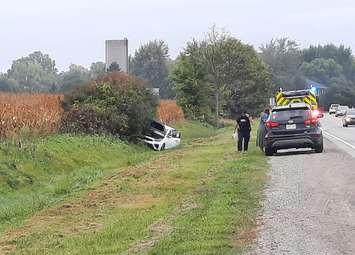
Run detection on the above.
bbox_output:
[266,121,280,128]
[304,118,318,126]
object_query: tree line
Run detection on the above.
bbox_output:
[2,29,355,123]
[0,42,174,98]
[260,38,355,107]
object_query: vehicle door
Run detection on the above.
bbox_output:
[171,130,181,147]
[164,130,175,149]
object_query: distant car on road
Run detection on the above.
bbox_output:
[264,103,324,156]
[335,106,349,117]
[329,104,340,115]
[342,109,355,127]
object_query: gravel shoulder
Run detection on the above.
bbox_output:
[248,138,355,255]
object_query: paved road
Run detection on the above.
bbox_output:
[248,114,355,255]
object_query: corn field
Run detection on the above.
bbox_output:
[0,94,184,139]
[0,93,63,138]
[157,100,184,124]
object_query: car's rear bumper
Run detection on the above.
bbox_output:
[264,133,323,150]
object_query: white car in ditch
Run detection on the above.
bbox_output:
[141,121,181,151]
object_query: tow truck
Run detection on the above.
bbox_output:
[275,89,318,110]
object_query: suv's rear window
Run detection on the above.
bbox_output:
[331,104,339,108]
[270,108,310,121]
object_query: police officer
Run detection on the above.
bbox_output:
[235,111,251,152]
[256,108,270,149]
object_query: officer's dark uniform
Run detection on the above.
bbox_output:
[236,113,251,151]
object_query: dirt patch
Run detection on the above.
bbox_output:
[233,227,258,249]
[123,196,200,254]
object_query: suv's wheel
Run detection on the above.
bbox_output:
[315,142,323,153]
[343,123,348,127]
[160,143,166,151]
[265,147,274,156]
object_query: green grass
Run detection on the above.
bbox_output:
[174,121,217,142]
[0,121,217,235]
[0,135,153,234]
[2,124,267,255]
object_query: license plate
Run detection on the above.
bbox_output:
[286,124,296,130]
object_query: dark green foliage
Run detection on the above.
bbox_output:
[0,75,18,92]
[0,51,110,93]
[172,29,273,121]
[300,45,355,106]
[302,44,355,79]
[171,41,212,120]
[323,78,355,107]
[5,51,59,92]
[130,40,173,98]
[58,64,91,92]
[61,72,158,139]
[107,62,121,72]
[260,38,303,90]
[261,39,355,106]
[90,61,106,77]
[300,58,345,84]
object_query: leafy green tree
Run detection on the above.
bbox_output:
[59,64,90,92]
[6,51,59,91]
[130,40,173,98]
[302,44,355,79]
[260,38,303,90]
[173,28,273,122]
[300,58,344,85]
[323,77,355,107]
[202,27,273,119]
[90,61,106,77]
[107,62,121,72]
[26,51,58,74]
[0,74,18,92]
[171,41,212,120]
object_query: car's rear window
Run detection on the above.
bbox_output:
[270,108,310,121]
[331,104,339,108]
[339,106,349,110]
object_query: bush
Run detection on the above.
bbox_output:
[61,72,158,139]
[157,100,184,124]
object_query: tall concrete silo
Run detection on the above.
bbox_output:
[105,38,129,73]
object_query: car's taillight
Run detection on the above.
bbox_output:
[304,118,318,126]
[266,121,280,128]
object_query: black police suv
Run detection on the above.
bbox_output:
[264,103,324,156]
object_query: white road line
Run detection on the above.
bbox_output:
[323,131,355,151]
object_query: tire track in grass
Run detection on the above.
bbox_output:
[0,131,229,255]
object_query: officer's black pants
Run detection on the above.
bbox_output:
[238,131,250,151]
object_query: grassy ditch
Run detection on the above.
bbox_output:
[0,123,267,254]
[0,121,216,235]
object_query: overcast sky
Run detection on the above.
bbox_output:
[1,0,355,72]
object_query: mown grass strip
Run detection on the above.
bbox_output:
[2,123,267,255]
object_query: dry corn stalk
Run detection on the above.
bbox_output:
[0,93,63,139]
[157,100,184,124]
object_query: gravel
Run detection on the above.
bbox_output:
[247,139,355,255]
